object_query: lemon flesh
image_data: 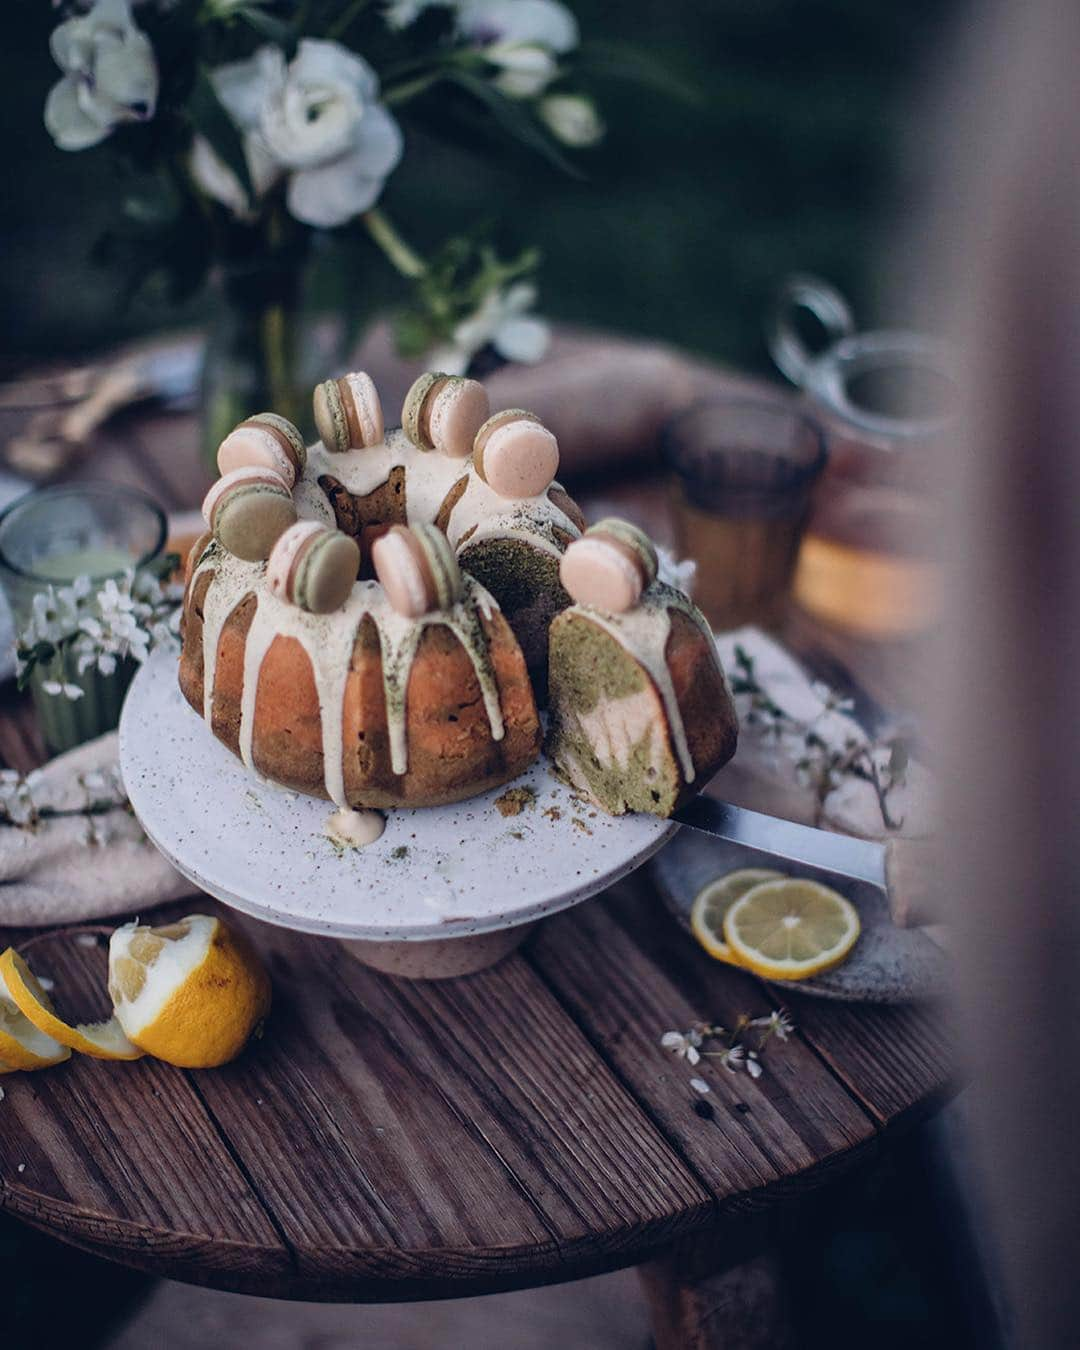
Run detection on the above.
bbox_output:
[722,878,861,980]
[0,993,71,1071]
[690,869,785,962]
[108,915,270,1068]
[0,948,142,1061]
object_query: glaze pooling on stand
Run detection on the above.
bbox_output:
[306,429,579,556]
[573,581,718,783]
[191,544,506,807]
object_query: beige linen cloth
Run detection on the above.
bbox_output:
[0,732,190,926]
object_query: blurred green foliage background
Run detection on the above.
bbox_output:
[2,0,956,373]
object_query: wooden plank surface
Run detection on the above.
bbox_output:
[528,878,878,1207]
[188,914,712,1299]
[0,397,950,1299]
[0,923,291,1293]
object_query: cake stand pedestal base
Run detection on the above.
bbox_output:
[341,923,536,979]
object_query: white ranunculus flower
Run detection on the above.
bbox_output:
[194,40,403,228]
[429,282,550,374]
[539,93,604,146]
[44,0,158,151]
[455,0,579,98]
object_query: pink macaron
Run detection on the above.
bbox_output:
[313,372,384,452]
[559,520,658,613]
[472,410,559,499]
[216,413,307,487]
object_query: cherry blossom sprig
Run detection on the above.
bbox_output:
[730,644,910,831]
[661,1009,795,1093]
[15,558,183,699]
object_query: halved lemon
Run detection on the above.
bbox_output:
[0,948,143,1060]
[722,878,861,981]
[0,992,71,1071]
[108,915,270,1068]
[690,869,785,962]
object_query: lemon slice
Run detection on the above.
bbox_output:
[108,915,270,1068]
[690,869,785,962]
[0,992,71,1071]
[0,948,143,1060]
[722,878,861,980]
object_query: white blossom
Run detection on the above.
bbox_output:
[456,0,578,98]
[689,1077,711,1095]
[660,1028,703,1065]
[539,93,604,147]
[750,1009,795,1042]
[41,680,86,702]
[429,281,549,373]
[45,0,158,151]
[745,1050,763,1079]
[192,41,403,228]
[714,1044,745,1073]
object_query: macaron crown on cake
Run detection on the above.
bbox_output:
[181,370,737,818]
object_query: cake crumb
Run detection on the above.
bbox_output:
[509,830,524,841]
[542,805,562,822]
[571,817,593,836]
[494,786,536,817]
[391,845,409,860]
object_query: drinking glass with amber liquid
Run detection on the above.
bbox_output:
[663,399,827,631]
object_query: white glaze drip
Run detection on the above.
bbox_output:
[571,581,719,784]
[192,547,505,802]
[324,807,385,848]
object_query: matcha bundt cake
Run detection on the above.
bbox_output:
[180,373,736,821]
[180,371,576,809]
[546,522,738,816]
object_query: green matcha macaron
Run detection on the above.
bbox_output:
[201,467,297,563]
[267,520,360,614]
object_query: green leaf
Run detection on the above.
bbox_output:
[238,7,294,44]
[577,41,705,108]
[188,63,254,201]
[444,69,586,179]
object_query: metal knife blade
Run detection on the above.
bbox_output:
[672,796,887,891]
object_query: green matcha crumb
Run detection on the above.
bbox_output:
[494,786,537,818]
[391,845,409,860]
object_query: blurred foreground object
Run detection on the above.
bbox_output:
[933,0,1080,1344]
[770,275,950,638]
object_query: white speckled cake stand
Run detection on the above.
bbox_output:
[119,649,675,979]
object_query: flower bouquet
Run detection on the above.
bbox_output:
[42,0,628,463]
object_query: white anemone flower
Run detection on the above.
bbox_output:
[45,0,158,151]
[429,282,550,374]
[456,0,579,98]
[191,40,403,228]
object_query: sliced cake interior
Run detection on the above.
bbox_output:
[545,585,738,817]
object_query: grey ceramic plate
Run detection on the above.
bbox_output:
[651,826,947,1003]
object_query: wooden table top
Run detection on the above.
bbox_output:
[0,396,949,1302]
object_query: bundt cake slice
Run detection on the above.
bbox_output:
[545,523,738,817]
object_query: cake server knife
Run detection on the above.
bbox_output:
[672,796,937,926]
